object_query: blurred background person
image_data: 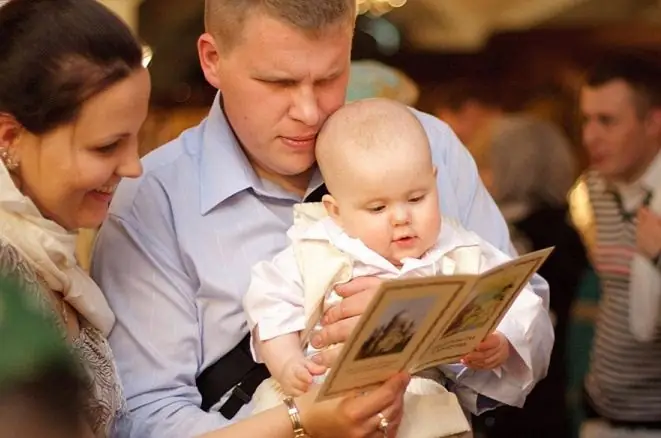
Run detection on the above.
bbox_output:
[577,52,661,438]
[346,59,419,106]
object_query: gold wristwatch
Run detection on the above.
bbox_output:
[283,397,308,437]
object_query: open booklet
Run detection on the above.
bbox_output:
[315,247,553,402]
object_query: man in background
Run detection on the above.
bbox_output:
[576,52,661,438]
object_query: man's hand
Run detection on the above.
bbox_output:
[637,207,661,261]
[461,332,510,370]
[309,276,382,366]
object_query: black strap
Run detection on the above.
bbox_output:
[218,360,270,419]
[305,184,328,203]
[196,334,270,419]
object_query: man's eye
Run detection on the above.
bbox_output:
[260,79,296,87]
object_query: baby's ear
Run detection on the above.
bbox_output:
[322,194,341,223]
[432,165,438,178]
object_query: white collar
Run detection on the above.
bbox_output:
[609,150,661,195]
[294,215,479,275]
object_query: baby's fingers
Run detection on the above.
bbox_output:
[294,365,313,384]
[304,359,327,376]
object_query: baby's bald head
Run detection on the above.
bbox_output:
[315,98,441,266]
[316,98,433,197]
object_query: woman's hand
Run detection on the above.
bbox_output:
[296,372,410,438]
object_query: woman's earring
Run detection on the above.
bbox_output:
[0,147,18,171]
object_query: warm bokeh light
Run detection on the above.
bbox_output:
[357,0,408,16]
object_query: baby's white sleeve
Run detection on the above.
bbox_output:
[242,244,306,358]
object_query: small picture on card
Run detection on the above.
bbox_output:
[355,296,436,360]
[443,281,514,338]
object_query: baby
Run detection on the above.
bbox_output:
[243,98,550,437]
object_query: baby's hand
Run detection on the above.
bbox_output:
[279,356,327,396]
[461,332,510,370]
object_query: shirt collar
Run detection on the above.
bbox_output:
[199,93,325,214]
[640,150,661,192]
[305,170,324,199]
[606,150,661,197]
[199,93,261,215]
[294,213,479,274]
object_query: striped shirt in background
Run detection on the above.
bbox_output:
[584,161,661,423]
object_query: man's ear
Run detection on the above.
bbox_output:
[322,194,342,225]
[197,33,223,90]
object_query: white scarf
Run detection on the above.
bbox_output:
[0,162,115,336]
[630,190,661,342]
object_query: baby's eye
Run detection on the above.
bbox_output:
[409,195,425,203]
[368,206,385,213]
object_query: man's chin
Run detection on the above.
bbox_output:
[284,162,317,178]
[593,162,623,181]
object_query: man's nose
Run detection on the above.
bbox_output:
[289,85,321,127]
[582,120,600,149]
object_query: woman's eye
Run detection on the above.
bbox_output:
[96,142,120,154]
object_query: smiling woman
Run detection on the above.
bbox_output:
[0,0,149,436]
[0,3,149,230]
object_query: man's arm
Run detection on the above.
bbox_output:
[91,178,226,438]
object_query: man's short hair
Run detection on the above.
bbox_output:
[204,0,355,52]
[585,52,661,115]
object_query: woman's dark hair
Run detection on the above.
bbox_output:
[0,0,144,134]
